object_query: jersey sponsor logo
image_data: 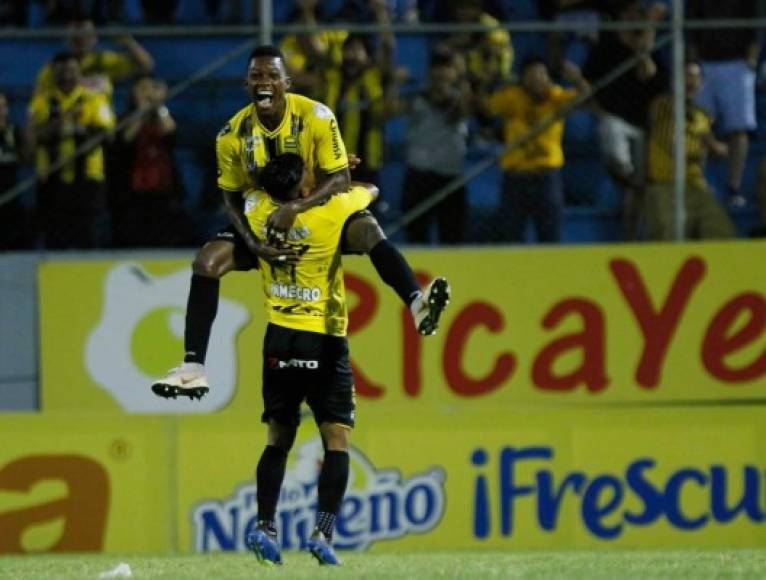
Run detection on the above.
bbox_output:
[267,357,319,370]
[193,438,446,552]
[329,119,342,161]
[313,103,334,120]
[269,282,321,302]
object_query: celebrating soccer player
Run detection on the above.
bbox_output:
[244,153,383,565]
[150,46,450,400]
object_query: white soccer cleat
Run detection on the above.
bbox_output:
[410,277,451,336]
[151,362,210,400]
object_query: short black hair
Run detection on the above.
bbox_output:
[260,153,305,202]
[520,55,547,75]
[248,45,286,63]
[52,51,79,66]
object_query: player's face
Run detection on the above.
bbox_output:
[247,57,290,115]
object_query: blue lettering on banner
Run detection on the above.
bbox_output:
[193,439,446,552]
[471,446,766,540]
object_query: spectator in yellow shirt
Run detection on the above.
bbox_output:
[35,19,154,102]
[27,51,115,249]
[644,59,735,240]
[487,57,589,242]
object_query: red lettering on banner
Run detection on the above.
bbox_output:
[402,272,433,397]
[345,273,385,398]
[702,293,766,382]
[610,257,706,389]
[0,455,109,553]
[444,301,516,397]
[532,298,610,392]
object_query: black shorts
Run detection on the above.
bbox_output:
[210,209,373,268]
[261,323,356,429]
[212,225,259,271]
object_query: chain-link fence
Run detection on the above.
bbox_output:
[0,1,765,251]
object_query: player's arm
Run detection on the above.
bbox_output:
[221,188,299,265]
[113,35,155,75]
[266,167,350,243]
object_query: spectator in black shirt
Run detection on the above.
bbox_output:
[583,0,666,238]
[688,0,763,207]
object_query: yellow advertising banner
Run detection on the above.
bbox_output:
[39,241,766,415]
[0,416,172,554]
[3,407,766,554]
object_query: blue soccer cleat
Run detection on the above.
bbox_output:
[306,528,341,566]
[246,524,282,566]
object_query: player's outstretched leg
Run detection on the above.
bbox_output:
[410,276,451,336]
[151,240,240,399]
[346,217,451,336]
[246,521,282,566]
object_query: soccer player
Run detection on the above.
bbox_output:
[244,153,382,566]
[151,45,449,400]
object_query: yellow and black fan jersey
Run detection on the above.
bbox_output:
[216,93,349,204]
[247,185,373,337]
[28,84,115,183]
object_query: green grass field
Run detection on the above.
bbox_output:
[2,550,766,580]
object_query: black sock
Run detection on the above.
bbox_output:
[184,274,220,364]
[369,240,420,306]
[256,445,288,524]
[316,450,349,540]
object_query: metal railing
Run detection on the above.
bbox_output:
[3,1,763,243]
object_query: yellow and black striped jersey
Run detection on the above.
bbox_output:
[216,93,348,203]
[247,185,373,337]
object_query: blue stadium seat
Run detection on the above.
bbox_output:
[395,35,430,85]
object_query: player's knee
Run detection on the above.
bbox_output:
[319,422,349,451]
[268,421,297,451]
[192,244,231,278]
[346,215,386,254]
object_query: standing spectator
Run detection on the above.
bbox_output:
[34,20,154,103]
[442,0,513,94]
[644,60,735,240]
[400,45,471,244]
[487,57,589,243]
[279,0,347,97]
[0,91,30,250]
[583,0,666,239]
[110,76,194,248]
[27,52,115,249]
[317,0,398,187]
[688,0,763,208]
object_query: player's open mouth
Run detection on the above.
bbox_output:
[256,90,274,108]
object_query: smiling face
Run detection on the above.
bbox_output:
[246,56,290,118]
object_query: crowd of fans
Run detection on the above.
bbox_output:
[0,0,765,251]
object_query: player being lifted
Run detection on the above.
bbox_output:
[245,153,379,565]
[151,46,449,400]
